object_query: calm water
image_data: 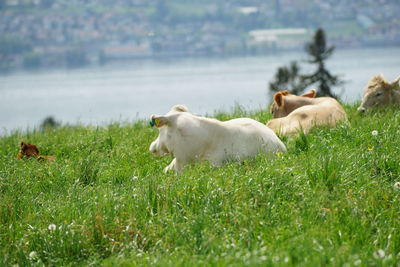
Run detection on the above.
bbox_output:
[1,46,399,133]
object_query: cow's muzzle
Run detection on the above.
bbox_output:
[357,106,366,113]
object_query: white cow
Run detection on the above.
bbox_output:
[149,105,287,173]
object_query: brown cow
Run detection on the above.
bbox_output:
[17,142,55,161]
[266,89,348,135]
[358,75,400,112]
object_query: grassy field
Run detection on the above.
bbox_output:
[0,104,399,266]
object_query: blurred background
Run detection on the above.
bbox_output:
[1,0,399,132]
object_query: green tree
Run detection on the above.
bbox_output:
[302,28,344,98]
[65,48,88,68]
[40,0,55,8]
[154,0,169,22]
[23,52,41,69]
[0,36,32,55]
[40,116,60,129]
[269,61,306,94]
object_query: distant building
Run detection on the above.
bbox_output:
[357,15,374,30]
[237,6,259,15]
[5,0,19,6]
[102,43,152,59]
[248,28,309,51]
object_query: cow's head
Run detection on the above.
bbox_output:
[270,89,317,118]
[358,75,400,112]
[149,105,188,156]
[17,142,40,159]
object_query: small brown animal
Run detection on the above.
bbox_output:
[17,142,55,161]
[358,75,400,112]
[266,89,348,135]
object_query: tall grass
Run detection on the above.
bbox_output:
[0,105,399,266]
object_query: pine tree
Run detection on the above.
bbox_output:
[269,61,306,95]
[302,28,344,98]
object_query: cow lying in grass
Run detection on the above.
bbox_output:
[149,105,287,173]
[358,75,400,112]
[266,89,348,136]
[17,142,55,161]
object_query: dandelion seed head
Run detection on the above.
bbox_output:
[371,130,378,136]
[48,224,56,231]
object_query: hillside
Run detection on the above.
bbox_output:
[0,105,399,266]
[1,0,400,71]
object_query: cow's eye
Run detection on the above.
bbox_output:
[375,91,383,97]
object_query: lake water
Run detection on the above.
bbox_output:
[1,46,399,133]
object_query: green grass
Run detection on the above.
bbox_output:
[323,20,365,39]
[1,105,399,266]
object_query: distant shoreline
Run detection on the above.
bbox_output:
[1,42,399,75]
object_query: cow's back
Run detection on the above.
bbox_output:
[267,99,348,135]
[223,118,286,154]
[292,100,347,123]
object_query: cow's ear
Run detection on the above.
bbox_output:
[391,76,400,89]
[151,115,170,128]
[20,142,26,148]
[281,90,290,96]
[171,105,188,112]
[301,89,317,98]
[274,92,284,107]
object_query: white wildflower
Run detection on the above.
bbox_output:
[259,256,267,261]
[394,182,400,189]
[29,251,37,260]
[48,224,56,231]
[373,249,385,259]
[371,130,378,136]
